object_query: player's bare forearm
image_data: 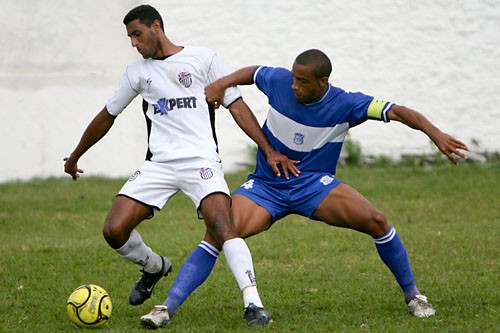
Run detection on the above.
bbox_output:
[64,108,116,180]
[228,99,275,155]
[387,105,469,164]
[222,66,258,87]
[228,99,299,178]
[70,108,115,160]
[205,66,258,108]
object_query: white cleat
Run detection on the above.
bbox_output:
[141,305,171,329]
[407,295,436,318]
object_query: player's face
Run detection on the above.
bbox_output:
[126,19,161,59]
[291,62,328,104]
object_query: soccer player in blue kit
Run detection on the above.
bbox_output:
[142,48,469,327]
[205,49,468,317]
[146,49,468,326]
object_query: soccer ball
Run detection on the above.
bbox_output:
[67,284,112,328]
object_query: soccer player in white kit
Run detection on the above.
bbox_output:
[64,5,297,328]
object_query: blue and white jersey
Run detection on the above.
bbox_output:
[252,66,393,180]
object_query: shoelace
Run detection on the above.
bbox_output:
[151,306,167,314]
[136,270,157,290]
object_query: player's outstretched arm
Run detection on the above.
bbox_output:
[387,105,469,164]
[64,107,116,180]
[228,98,300,179]
[205,66,259,109]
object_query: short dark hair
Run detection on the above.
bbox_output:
[295,49,332,79]
[123,5,164,31]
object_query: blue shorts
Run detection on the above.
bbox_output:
[232,172,342,225]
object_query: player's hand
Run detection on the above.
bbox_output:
[433,132,469,164]
[267,150,300,179]
[63,157,84,181]
[205,81,225,109]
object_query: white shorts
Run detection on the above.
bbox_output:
[118,158,230,218]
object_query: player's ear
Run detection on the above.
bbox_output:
[152,19,162,31]
[319,76,329,87]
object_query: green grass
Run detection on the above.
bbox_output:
[0,162,498,332]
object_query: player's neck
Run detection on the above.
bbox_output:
[154,36,183,59]
[308,85,329,104]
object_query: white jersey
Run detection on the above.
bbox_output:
[106,46,241,163]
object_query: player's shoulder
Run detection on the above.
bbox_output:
[328,85,370,100]
[125,58,145,69]
[257,66,289,75]
[181,45,216,58]
[123,59,149,79]
[325,85,375,110]
[255,66,291,82]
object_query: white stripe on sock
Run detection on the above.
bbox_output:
[199,241,219,258]
[374,227,396,244]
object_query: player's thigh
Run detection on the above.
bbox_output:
[312,183,387,234]
[232,194,272,238]
[199,193,238,245]
[199,192,232,224]
[118,162,178,212]
[104,196,153,238]
[179,160,231,216]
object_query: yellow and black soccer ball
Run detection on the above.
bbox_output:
[67,284,112,328]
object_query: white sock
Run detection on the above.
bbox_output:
[243,286,263,308]
[116,230,162,273]
[223,238,263,308]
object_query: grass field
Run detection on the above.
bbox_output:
[0,162,498,332]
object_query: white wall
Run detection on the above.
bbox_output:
[1,0,499,183]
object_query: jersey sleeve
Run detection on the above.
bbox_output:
[207,53,242,108]
[253,66,276,96]
[105,66,140,117]
[366,98,394,122]
[345,92,394,126]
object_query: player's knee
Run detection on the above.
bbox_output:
[205,218,238,247]
[207,225,233,246]
[102,217,126,247]
[368,211,389,237]
[203,233,222,251]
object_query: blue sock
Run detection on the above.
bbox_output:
[163,241,218,316]
[374,227,419,303]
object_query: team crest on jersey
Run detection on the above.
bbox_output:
[293,132,305,145]
[199,167,213,180]
[178,72,193,88]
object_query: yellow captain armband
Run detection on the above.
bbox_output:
[367,99,387,120]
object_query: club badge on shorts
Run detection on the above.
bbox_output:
[320,175,334,185]
[199,167,213,180]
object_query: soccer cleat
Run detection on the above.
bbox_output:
[243,303,273,326]
[129,256,172,306]
[141,305,170,329]
[407,295,436,318]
